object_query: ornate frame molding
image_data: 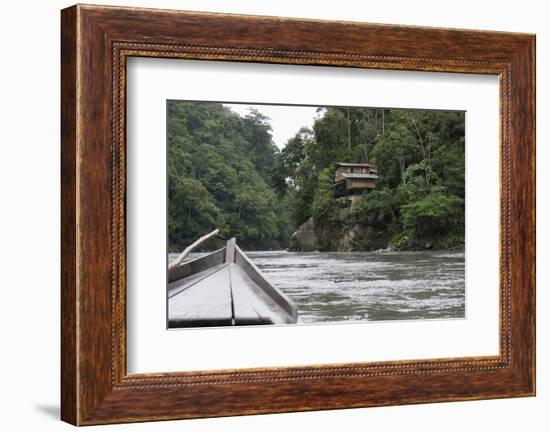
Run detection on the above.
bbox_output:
[61,5,535,425]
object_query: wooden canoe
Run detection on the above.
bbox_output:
[168,238,298,328]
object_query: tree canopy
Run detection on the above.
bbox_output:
[167,101,291,251]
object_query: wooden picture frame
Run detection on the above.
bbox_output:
[61,4,535,425]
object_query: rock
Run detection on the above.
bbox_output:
[336,224,365,252]
[290,218,318,252]
[375,244,398,253]
[334,197,352,208]
[337,206,351,222]
[336,229,355,251]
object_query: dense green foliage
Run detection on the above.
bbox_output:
[167,101,291,251]
[168,101,465,252]
[276,107,465,250]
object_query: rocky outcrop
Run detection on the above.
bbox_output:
[334,225,362,251]
[290,204,386,252]
[291,199,365,252]
[290,197,417,252]
[291,219,371,252]
[290,218,318,252]
[290,197,463,252]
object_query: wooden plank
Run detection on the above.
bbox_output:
[229,264,291,325]
[168,247,225,282]
[60,6,78,425]
[234,245,298,322]
[168,263,226,298]
[168,265,233,328]
[225,238,236,263]
[229,264,263,325]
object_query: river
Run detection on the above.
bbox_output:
[247,250,465,324]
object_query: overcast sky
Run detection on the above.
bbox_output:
[224,103,320,150]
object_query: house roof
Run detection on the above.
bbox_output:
[336,162,376,168]
[341,173,379,180]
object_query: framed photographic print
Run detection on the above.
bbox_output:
[61,4,535,425]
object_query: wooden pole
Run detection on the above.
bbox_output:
[169,229,220,270]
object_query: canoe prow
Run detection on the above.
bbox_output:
[168,238,298,328]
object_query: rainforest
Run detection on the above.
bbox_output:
[167,100,465,252]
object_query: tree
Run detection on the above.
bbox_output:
[242,108,279,184]
[168,176,225,250]
[400,193,464,246]
[312,168,338,227]
[352,189,399,231]
[272,128,317,227]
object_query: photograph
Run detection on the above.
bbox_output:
[166,101,466,328]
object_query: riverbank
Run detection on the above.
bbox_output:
[289,214,464,253]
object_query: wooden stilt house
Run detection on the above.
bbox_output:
[333,162,379,198]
